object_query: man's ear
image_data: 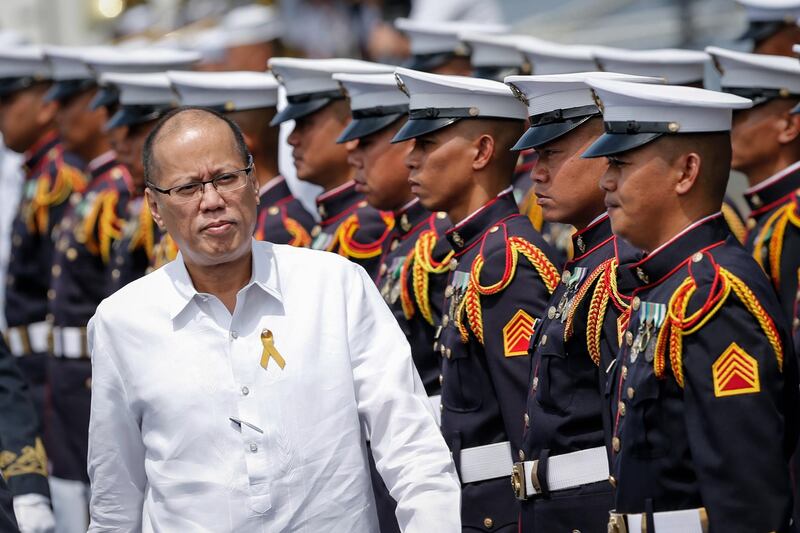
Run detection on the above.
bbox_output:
[37,98,59,127]
[472,134,495,171]
[242,131,258,154]
[674,152,701,196]
[778,109,800,145]
[145,188,166,231]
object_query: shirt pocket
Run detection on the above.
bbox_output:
[442,345,483,413]
[534,330,576,413]
[626,375,670,459]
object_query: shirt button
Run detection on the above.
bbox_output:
[612,437,621,453]
[483,517,494,529]
[231,330,239,339]
[249,443,258,453]
[241,386,249,396]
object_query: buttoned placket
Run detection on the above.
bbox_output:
[197,286,272,513]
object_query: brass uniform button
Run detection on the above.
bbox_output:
[489,226,499,233]
[85,377,92,389]
[562,270,571,284]
[379,263,388,276]
[311,225,321,237]
[439,374,443,385]
[608,476,617,488]
[625,331,633,346]
[445,348,452,359]
[540,334,548,346]
[52,265,61,277]
[390,239,399,251]
[618,401,626,416]
[483,517,494,529]
[518,449,525,461]
[436,211,447,219]
[532,376,539,391]
[444,285,454,298]
[631,296,640,311]
[524,413,530,426]
[442,315,450,327]
[47,289,56,300]
[547,306,556,319]
[746,218,756,230]
[692,252,703,263]
[268,206,279,216]
[627,387,635,400]
[621,366,628,379]
[449,258,458,271]
[612,437,620,452]
[66,248,78,261]
[111,269,120,280]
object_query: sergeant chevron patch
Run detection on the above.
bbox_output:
[712,342,760,398]
[503,310,537,357]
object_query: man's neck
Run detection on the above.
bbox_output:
[570,205,606,231]
[254,152,279,187]
[78,138,113,167]
[638,207,715,254]
[744,152,799,188]
[447,179,506,225]
[320,167,355,192]
[184,250,253,314]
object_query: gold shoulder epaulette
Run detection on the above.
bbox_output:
[721,202,746,244]
[129,201,156,260]
[752,202,800,288]
[652,263,783,387]
[406,229,454,325]
[332,211,394,259]
[81,189,123,263]
[455,226,559,345]
[27,162,87,234]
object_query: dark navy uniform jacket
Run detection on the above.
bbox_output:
[309,181,394,280]
[47,153,133,482]
[107,194,155,294]
[0,475,17,533]
[0,336,49,500]
[519,214,641,531]
[608,214,798,533]
[4,134,85,423]
[254,176,315,247]
[376,199,451,396]
[437,188,559,532]
[744,164,800,324]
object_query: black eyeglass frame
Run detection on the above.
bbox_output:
[146,155,254,200]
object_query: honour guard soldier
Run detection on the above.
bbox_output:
[735,0,800,56]
[335,71,451,533]
[394,19,507,76]
[504,71,658,532]
[592,47,750,242]
[335,71,449,400]
[707,46,800,322]
[169,70,314,247]
[0,336,54,533]
[101,72,179,292]
[269,58,396,279]
[392,67,559,531]
[1,45,85,430]
[582,78,797,533]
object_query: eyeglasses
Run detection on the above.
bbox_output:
[147,157,254,204]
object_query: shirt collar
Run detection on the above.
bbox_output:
[446,187,517,253]
[316,180,364,224]
[744,160,800,215]
[395,198,430,237]
[163,239,283,320]
[258,175,291,204]
[23,131,59,175]
[569,212,612,261]
[622,212,727,286]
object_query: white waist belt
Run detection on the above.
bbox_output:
[51,326,88,359]
[5,321,50,356]
[609,508,708,533]
[459,441,512,484]
[427,394,441,426]
[512,446,609,499]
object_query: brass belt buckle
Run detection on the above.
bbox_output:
[511,462,526,500]
[608,512,628,533]
[529,459,541,495]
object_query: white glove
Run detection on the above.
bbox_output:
[12,494,55,533]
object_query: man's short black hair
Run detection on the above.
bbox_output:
[142,105,251,184]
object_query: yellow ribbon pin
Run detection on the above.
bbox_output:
[260,329,286,370]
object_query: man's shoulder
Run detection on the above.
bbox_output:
[95,266,174,321]
[259,240,365,279]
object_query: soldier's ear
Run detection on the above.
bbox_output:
[37,98,59,127]
[472,133,494,171]
[145,188,166,231]
[674,152,701,196]
[777,109,800,145]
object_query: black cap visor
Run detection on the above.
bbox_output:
[90,85,120,111]
[0,76,44,98]
[44,79,96,103]
[512,115,594,151]
[390,117,461,143]
[739,20,785,43]
[581,132,663,159]
[270,98,337,126]
[405,52,458,72]
[105,104,172,131]
[337,113,404,143]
